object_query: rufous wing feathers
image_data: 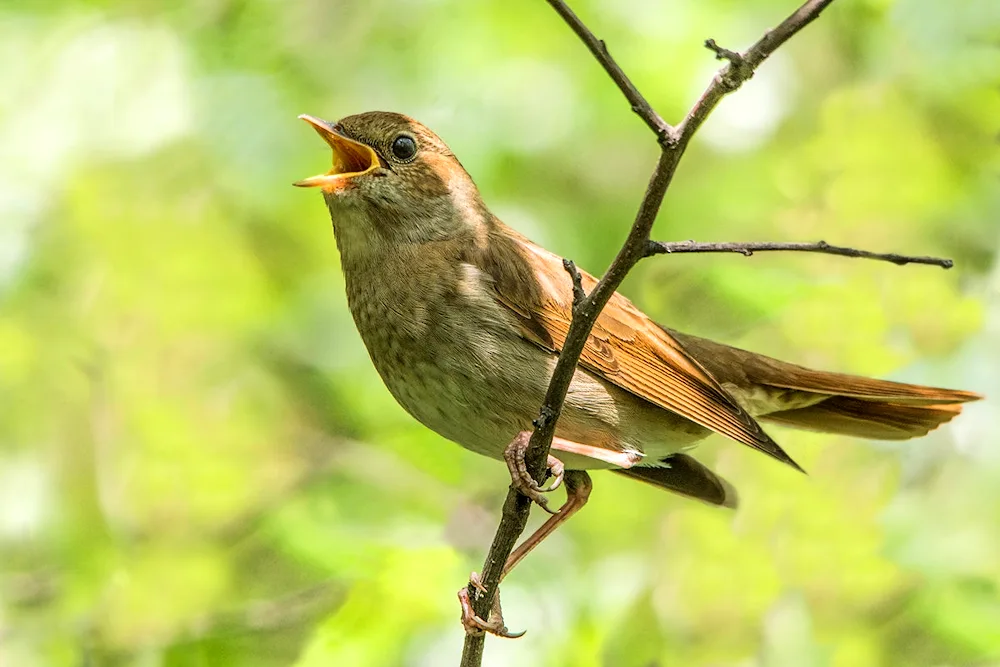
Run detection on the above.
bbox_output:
[475,223,804,472]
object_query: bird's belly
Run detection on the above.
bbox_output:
[366,336,706,467]
[349,291,707,467]
[362,322,547,458]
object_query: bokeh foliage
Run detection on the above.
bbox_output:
[1,0,998,665]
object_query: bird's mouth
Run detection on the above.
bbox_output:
[294,114,379,191]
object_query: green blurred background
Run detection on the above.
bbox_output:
[1,0,998,665]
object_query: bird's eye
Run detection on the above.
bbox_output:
[390,134,417,161]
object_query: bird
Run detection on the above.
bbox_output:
[294,110,980,633]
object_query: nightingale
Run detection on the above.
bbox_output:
[294,111,980,631]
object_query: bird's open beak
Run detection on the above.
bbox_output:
[294,114,379,191]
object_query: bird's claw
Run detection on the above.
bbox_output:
[504,432,565,514]
[458,575,525,639]
[468,571,489,596]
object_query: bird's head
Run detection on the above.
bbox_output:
[295,111,486,250]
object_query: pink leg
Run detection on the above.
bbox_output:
[459,434,608,638]
[459,471,592,639]
[501,432,618,576]
[503,469,592,578]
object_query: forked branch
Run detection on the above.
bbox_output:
[459,0,952,663]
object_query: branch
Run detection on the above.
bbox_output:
[543,0,670,138]
[645,239,954,268]
[562,258,588,310]
[672,0,838,148]
[461,0,921,663]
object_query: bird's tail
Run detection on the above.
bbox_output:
[670,330,982,441]
[760,396,968,440]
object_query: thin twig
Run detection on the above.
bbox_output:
[462,0,891,663]
[704,38,744,65]
[671,0,837,147]
[645,240,953,268]
[562,259,588,310]
[543,0,671,138]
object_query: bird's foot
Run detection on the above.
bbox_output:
[458,572,525,639]
[504,432,565,514]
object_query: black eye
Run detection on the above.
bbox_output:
[391,134,417,161]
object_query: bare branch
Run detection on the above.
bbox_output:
[543,0,671,138]
[459,0,948,663]
[704,38,744,65]
[672,0,837,147]
[645,239,954,268]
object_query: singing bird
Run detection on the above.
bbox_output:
[294,111,979,611]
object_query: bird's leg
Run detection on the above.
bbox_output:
[503,469,592,577]
[503,431,565,514]
[457,470,592,638]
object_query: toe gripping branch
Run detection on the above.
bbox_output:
[504,431,565,514]
[458,433,594,638]
[458,572,525,639]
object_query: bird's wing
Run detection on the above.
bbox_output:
[477,229,802,471]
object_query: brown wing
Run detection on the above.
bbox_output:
[475,225,802,472]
